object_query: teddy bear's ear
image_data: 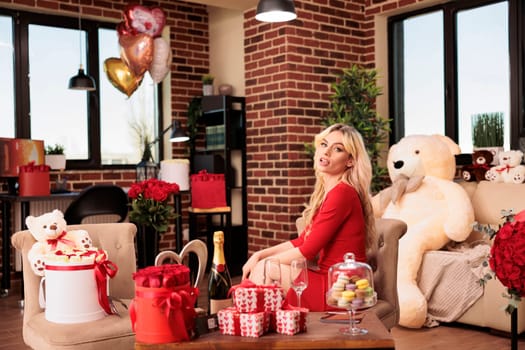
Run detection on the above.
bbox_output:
[25,216,35,230]
[51,209,64,219]
[432,134,460,156]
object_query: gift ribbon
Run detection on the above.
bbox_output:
[46,231,76,250]
[130,286,198,341]
[93,250,118,315]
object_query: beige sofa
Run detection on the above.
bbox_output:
[419,181,525,333]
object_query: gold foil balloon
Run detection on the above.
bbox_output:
[119,33,154,78]
[104,57,142,97]
[148,37,171,84]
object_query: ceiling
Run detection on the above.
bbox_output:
[185,0,258,11]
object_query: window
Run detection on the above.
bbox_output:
[389,0,519,153]
[0,9,161,169]
[0,15,15,136]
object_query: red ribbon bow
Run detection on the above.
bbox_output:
[496,164,513,173]
[46,231,76,250]
[93,250,118,315]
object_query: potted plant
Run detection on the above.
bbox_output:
[472,112,504,164]
[44,143,66,170]
[202,74,214,96]
[308,64,391,193]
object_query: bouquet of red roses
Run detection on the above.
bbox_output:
[479,209,525,313]
[128,178,180,233]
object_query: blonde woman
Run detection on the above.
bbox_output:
[242,123,376,311]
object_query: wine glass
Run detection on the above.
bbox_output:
[289,258,308,308]
[264,258,281,286]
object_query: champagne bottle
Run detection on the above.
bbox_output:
[208,231,233,315]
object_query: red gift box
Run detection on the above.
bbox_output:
[231,281,265,313]
[18,162,50,196]
[190,170,226,209]
[240,312,265,338]
[275,308,308,335]
[217,307,241,336]
[130,265,198,344]
[262,285,285,312]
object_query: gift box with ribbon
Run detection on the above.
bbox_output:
[275,307,308,335]
[18,161,50,196]
[217,307,241,336]
[230,280,284,313]
[39,249,118,324]
[130,264,199,344]
[190,170,226,209]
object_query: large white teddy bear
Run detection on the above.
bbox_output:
[371,135,474,328]
[26,209,93,276]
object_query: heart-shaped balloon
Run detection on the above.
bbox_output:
[148,37,171,84]
[119,33,153,78]
[103,57,142,97]
[124,4,166,38]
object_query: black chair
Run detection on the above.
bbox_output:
[64,184,129,224]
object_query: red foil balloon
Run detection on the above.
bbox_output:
[123,4,166,38]
[119,33,154,78]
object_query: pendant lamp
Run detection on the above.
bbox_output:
[68,2,96,91]
[256,0,297,23]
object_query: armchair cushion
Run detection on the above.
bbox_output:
[11,223,137,350]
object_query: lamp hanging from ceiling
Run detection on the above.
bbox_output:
[256,0,297,23]
[68,1,96,91]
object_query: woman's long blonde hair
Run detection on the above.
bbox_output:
[301,123,376,250]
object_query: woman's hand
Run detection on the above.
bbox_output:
[241,252,260,280]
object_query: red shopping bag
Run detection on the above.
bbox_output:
[190,170,226,209]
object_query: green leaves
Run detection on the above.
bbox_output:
[322,64,391,193]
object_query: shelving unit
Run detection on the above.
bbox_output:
[189,95,247,276]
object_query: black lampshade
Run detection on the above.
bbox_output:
[169,121,190,143]
[256,0,297,23]
[68,67,96,91]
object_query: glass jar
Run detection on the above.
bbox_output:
[326,252,376,310]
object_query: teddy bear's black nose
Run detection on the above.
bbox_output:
[50,224,57,230]
[394,160,404,169]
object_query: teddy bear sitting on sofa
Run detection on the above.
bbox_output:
[371,134,474,328]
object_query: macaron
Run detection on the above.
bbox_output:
[341,290,355,301]
[345,283,356,291]
[351,298,364,308]
[355,279,369,289]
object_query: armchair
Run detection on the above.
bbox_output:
[296,217,407,330]
[11,223,137,349]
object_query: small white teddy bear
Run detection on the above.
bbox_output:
[485,150,525,184]
[26,209,93,276]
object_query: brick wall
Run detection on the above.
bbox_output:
[243,0,372,254]
[242,0,425,254]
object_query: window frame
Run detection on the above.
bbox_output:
[2,8,163,170]
[388,0,524,151]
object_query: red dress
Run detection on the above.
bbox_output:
[285,182,366,311]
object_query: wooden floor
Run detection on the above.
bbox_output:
[1,276,523,349]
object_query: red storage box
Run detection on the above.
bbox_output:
[18,162,50,197]
[190,170,226,209]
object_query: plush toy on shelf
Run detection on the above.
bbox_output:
[371,134,474,328]
[26,209,93,276]
[460,149,494,182]
[485,150,525,184]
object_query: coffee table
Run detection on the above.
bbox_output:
[135,311,395,349]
